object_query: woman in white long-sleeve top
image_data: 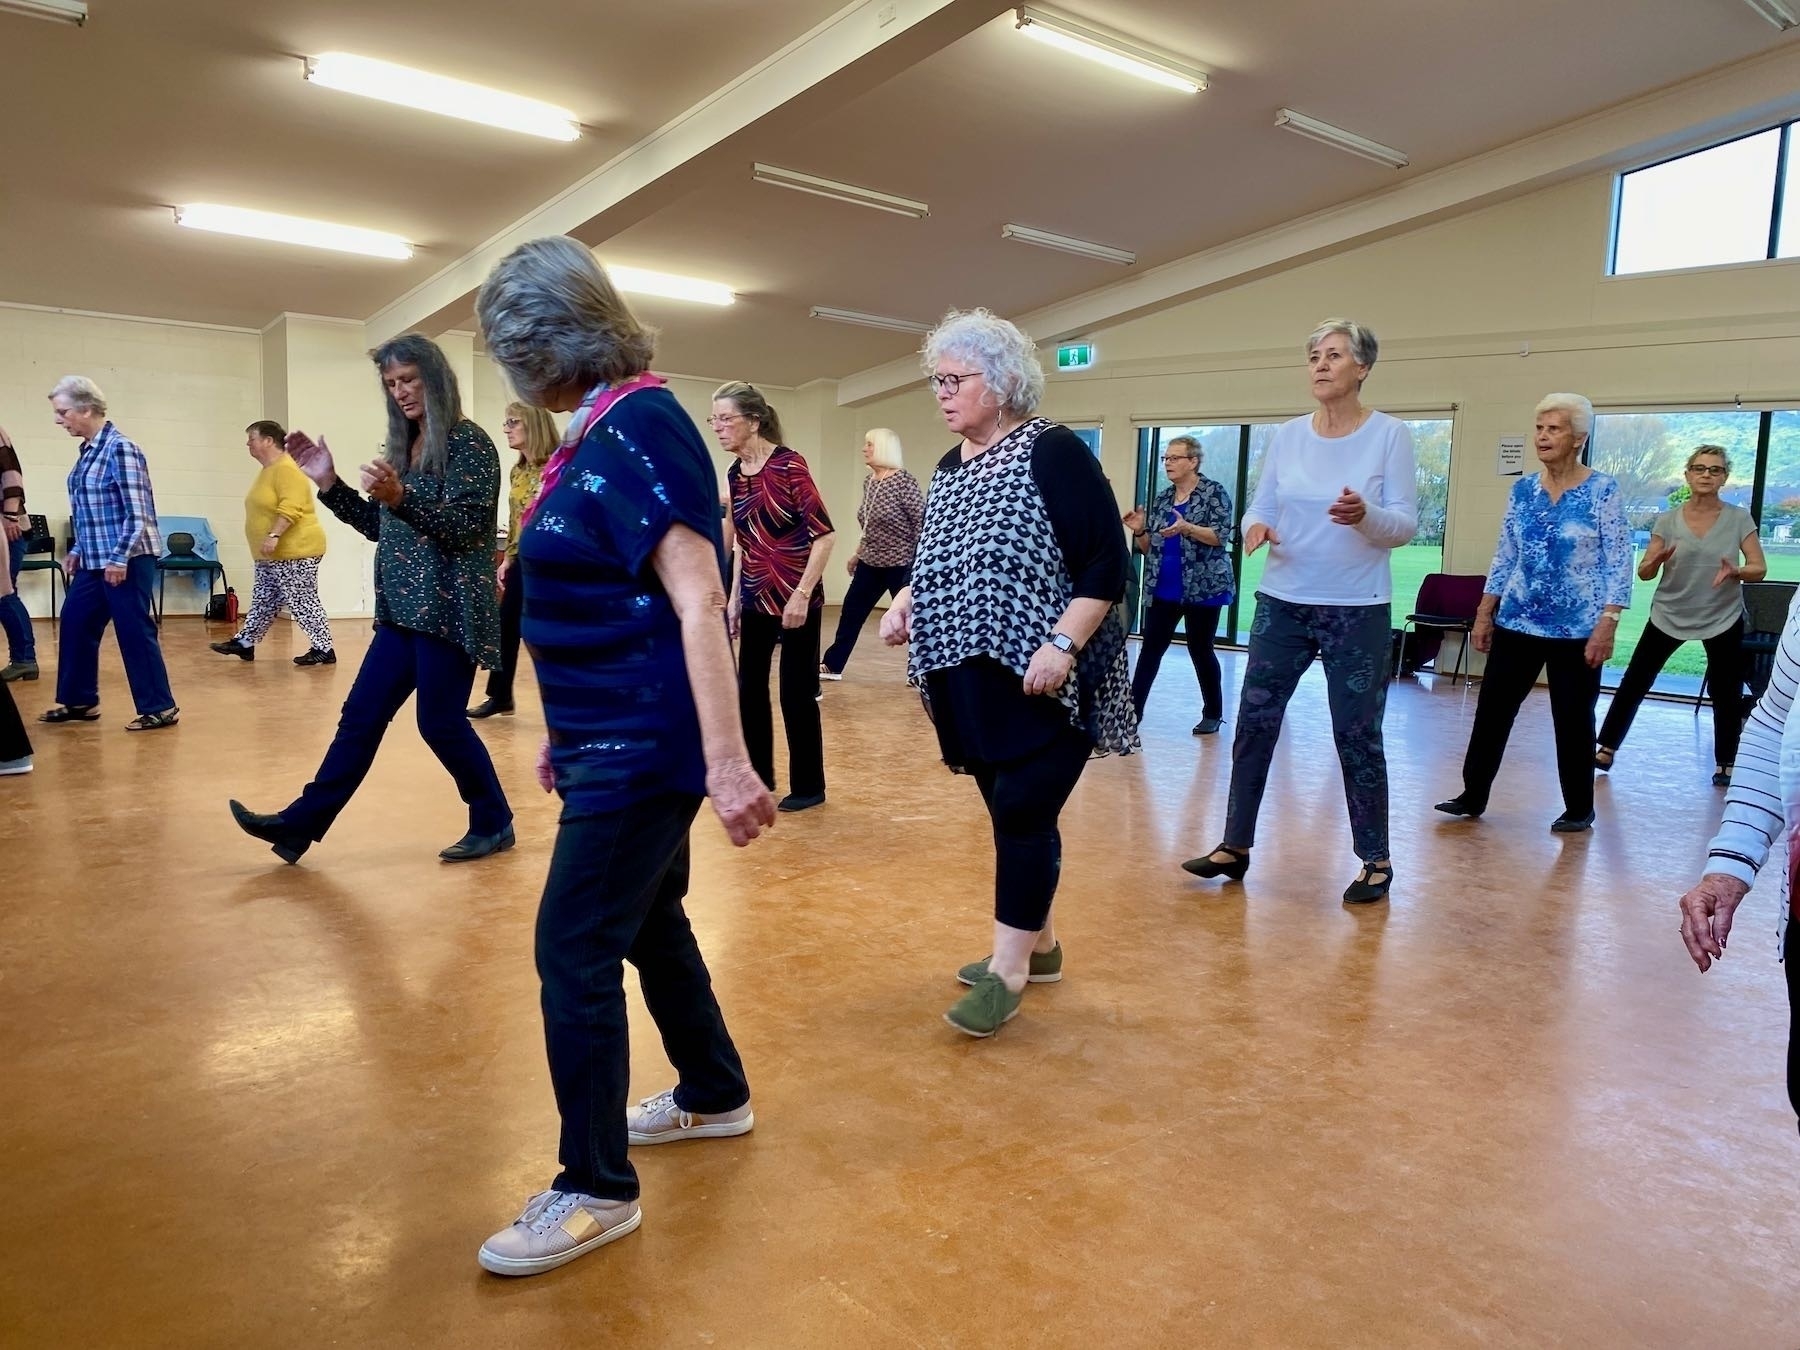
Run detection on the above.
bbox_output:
[1183,318,1417,904]
[1676,586,1800,1136]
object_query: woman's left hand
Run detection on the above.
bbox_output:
[361,461,403,507]
[1158,519,1188,539]
[1022,643,1076,696]
[1584,622,1615,669]
[1712,557,1739,588]
[1327,486,1366,526]
[780,589,810,630]
[535,738,555,793]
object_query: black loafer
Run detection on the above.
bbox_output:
[210,639,255,661]
[1433,796,1483,818]
[778,792,826,813]
[1550,811,1595,833]
[1193,718,1224,735]
[293,648,336,666]
[229,799,311,864]
[1181,845,1249,880]
[440,823,516,862]
[467,698,514,719]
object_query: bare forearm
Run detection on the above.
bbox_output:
[1055,596,1113,648]
[796,534,835,595]
[681,608,754,768]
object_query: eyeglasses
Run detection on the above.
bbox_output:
[501,418,522,429]
[1687,464,1728,476]
[927,370,983,396]
[708,413,744,426]
[1161,453,1197,462]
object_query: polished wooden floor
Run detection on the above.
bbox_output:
[3,615,1795,1348]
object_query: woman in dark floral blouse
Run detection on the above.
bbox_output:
[1122,435,1236,735]
[227,334,513,864]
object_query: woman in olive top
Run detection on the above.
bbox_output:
[470,402,555,718]
[227,335,513,864]
[211,419,334,665]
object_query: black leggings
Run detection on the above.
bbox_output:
[1459,626,1600,818]
[1787,917,1798,1129]
[968,725,1094,932]
[1596,618,1742,767]
[821,561,909,675]
[1131,599,1223,721]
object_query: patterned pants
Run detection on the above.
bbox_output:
[236,557,333,652]
[1223,595,1391,861]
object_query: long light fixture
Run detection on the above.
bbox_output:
[174,204,413,260]
[1013,6,1207,94]
[751,163,929,219]
[0,0,87,24]
[1742,0,1798,29]
[304,53,580,141]
[1274,108,1409,169]
[606,265,734,307]
[808,306,929,334]
[1001,223,1135,266]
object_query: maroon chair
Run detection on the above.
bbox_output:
[1397,573,1487,685]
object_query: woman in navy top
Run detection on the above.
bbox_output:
[1436,393,1633,832]
[473,236,776,1280]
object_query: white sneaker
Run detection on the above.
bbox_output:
[0,756,32,776]
[477,1189,640,1277]
[626,1087,754,1146]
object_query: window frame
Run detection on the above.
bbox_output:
[1608,120,1796,278]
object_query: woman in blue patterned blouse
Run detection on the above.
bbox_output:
[1123,435,1235,735]
[1436,393,1632,832]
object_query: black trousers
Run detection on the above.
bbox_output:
[1787,917,1798,1129]
[1460,626,1600,817]
[536,793,750,1200]
[968,724,1094,932]
[738,607,825,796]
[821,561,909,675]
[1131,599,1223,721]
[486,557,526,704]
[0,679,29,761]
[1597,617,1743,767]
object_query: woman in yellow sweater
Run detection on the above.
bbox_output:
[211,420,334,665]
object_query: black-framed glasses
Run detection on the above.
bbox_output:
[927,370,983,396]
[1161,453,1197,462]
[1686,464,1728,476]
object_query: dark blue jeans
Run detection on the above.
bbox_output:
[1,535,33,663]
[283,623,510,840]
[537,793,749,1200]
[821,561,910,674]
[55,556,174,715]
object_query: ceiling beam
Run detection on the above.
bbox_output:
[837,41,1800,405]
[365,0,1004,341]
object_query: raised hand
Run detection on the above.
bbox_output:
[286,430,338,491]
[360,461,403,507]
[1327,485,1366,526]
[1243,522,1280,554]
[1643,536,1676,571]
[1712,557,1739,588]
[1121,506,1147,534]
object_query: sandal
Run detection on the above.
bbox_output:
[39,704,99,723]
[1343,861,1394,904]
[1181,844,1249,881]
[124,708,180,732]
[1594,746,1615,771]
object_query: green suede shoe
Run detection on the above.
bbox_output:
[956,942,1063,987]
[944,972,1023,1038]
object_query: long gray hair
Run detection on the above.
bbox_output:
[370,334,462,478]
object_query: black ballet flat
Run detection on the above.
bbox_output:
[1713,767,1732,787]
[1181,844,1249,881]
[1343,862,1394,904]
[229,799,311,864]
[440,824,516,862]
[1433,796,1483,819]
[1550,811,1595,833]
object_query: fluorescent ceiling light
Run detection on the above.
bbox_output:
[1274,108,1408,169]
[0,0,87,23]
[751,164,928,218]
[174,204,412,260]
[304,53,580,141]
[1001,223,1135,266]
[606,265,734,307]
[1742,0,1798,29]
[1014,6,1207,94]
[809,307,929,334]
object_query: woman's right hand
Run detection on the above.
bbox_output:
[726,593,742,641]
[707,756,778,847]
[1643,536,1675,572]
[1471,612,1495,653]
[1121,507,1146,534]
[881,587,914,645]
[1243,522,1280,554]
[285,430,338,491]
[845,553,859,578]
[1678,873,1750,971]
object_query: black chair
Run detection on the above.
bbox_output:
[1396,572,1487,685]
[1735,579,1799,708]
[15,513,64,621]
[154,531,226,626]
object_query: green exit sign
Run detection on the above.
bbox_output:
[1056,343,1095,371]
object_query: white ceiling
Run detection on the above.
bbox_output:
[1,0,1791,386]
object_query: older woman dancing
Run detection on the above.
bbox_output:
[469,401,557,719]
[473,236,776,1277]
[820,428,923,681]
[1182,319,1416,903]
[1436,393,1632,831]
[882,308,1135,1038]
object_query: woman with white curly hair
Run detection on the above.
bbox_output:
[881,308,1136,1039]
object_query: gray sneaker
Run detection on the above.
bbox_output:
[0,755,32,776]
[626,1087,754,1146]
[478,1189,640,1277]
[957,942,1063,986]
[0,660,37,682]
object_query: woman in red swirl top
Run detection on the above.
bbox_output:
[714,381,836,812]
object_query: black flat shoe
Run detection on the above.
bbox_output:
[293,648,336,666]
[440,824,515,862]
[1433,796,1483,818]
[1181,845,1249,881]
[1550,811,1595,833]
[1713,767,1732,787]
[1343,861,1394,904]
[1193,717,1224,735]
[466,698,514,719]
[210,639,254,661]
[1594,747,1615,771]
[229,799,311,864]
[778,792,826,813]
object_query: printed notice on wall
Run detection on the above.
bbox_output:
[1496,435,1526,476]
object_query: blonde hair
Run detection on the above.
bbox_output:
[506,401,559,466]
[864,427,904,470]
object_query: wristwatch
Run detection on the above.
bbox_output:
[1049,632,1079,656]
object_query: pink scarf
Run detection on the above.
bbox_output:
[518,372,667,532]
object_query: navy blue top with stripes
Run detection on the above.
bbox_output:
[519,386,723,817]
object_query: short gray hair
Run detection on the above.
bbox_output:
[1687,443,1731,474]
[865,427,904,470]
[921,308,1044,418]
[1305,318,1378,370]
[1534,392,1594,446]
[477,236,656,406]
[49,375,107,416]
